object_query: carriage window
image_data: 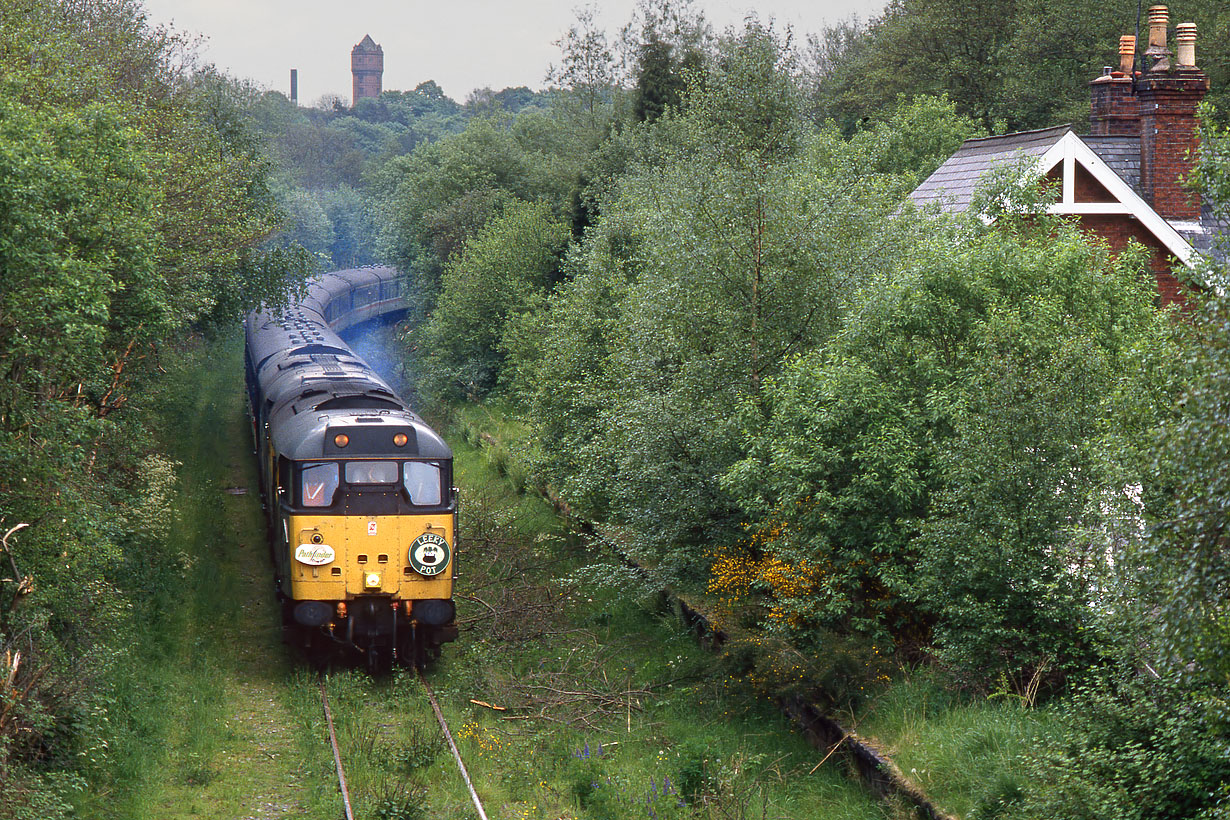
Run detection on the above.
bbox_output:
[403,461,442,506]
[345,461,399,484]
[301,462,339,507]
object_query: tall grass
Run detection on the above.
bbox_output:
[852,669,1060,818]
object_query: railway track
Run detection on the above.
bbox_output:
[319,676,356,820]
[318,671,489,820]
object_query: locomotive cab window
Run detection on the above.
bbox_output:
[403,461,442,506]
[345,460,399,485]
[301,462,339,507]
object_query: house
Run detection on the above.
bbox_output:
[909,5,1223,306]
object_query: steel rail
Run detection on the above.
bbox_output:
[320,674,356,820]
[420,670,490,820]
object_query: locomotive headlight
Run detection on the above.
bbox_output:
[393,433,408,447]
[364,573,381,589]
[334,433,350,448]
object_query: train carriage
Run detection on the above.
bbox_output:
[244,266,457,670]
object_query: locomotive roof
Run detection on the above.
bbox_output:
[245,306,338,372]
[265,371,401,418]
[271,408,451,461]
[246,265,449,463]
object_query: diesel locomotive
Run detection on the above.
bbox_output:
[244,265,457,670]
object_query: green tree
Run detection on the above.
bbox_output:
[374,110,591,322]
[621,0,711,123]
[319,185,378,268]
[509,23,909,576]
[846,93,985,179]
[414,201,570,399]
[810,0,1230,134]
[373,116,535,317]
[723,207,1174,688]
[274,187,334,259]
[546,5,617,132]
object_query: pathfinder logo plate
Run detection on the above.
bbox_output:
[409,532,450,576]
[295,543,336,566]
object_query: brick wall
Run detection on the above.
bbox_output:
[1090,76,1140,136]
[351,42,384,105]
[1077,214,1188,307]
[1138,71,1208,221]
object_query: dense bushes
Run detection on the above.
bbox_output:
[1018,669,1230,820]
[0,1,307,813]
[719,213,1176,690]
[413,201,571,399]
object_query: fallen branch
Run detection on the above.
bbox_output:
[469,699,507,712]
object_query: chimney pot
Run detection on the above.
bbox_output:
[1146,6,1171,72]
[1090,33,1141,136]
[1176,23,1197,68]
[1147,6,1169,48]
[1118,35,1136,74]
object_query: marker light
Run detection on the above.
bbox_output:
[365,573,381,589]
[334,433,350,447]
[393,433,408,447]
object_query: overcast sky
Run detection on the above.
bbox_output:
[141,0,887,106]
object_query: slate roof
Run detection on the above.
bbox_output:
[909,125,1072,213]
[1184,203,1229,263]
[353,34,382,53]
[1082,135,1141,191]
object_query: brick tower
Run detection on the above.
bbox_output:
[351,35,384,106]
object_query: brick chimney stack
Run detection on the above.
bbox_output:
[1137,5,1209,222]
[1090,35,1139,136]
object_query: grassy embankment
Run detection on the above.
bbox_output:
[80,330,332,818]
[87,328,892,819]
[450,401,1066,820]
[848,672,1061,818]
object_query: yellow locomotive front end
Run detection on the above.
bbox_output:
[272,419,459,669]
